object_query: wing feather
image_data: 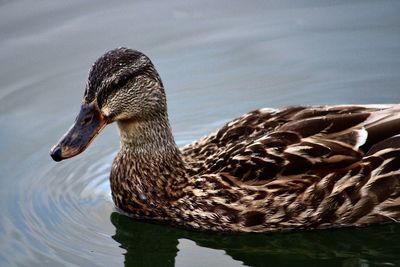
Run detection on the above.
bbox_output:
[182,105,400,185]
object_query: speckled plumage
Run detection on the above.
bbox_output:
[52,48,400,233]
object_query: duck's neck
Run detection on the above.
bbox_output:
[110,116,187,217]
[118,115,175,150]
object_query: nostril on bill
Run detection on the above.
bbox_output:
[50,146,63,162]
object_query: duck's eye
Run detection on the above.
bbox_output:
[114,75,130,88]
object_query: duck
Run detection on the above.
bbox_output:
[50,47,400,233]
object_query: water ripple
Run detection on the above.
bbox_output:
[9,148,121,266]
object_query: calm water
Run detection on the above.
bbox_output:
[0,1,399,266]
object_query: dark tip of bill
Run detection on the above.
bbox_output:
[50,146,63,162]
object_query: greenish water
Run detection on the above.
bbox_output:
[113,215,400,266]
[0,1,399,266]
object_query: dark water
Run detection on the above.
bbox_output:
[0,1,399,266]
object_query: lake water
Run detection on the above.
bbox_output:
[0,1,399,266]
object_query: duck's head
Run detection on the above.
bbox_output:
[50,48,166,161]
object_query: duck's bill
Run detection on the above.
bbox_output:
[50,103,107,162]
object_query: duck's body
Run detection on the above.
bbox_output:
[111,104,400,232]
[51,48,400,232]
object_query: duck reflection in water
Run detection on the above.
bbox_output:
[110,212,400,267]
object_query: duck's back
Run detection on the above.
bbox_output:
[179,105,400,230]
[182,105,399,179]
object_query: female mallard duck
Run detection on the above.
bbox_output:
[50,48,400,233]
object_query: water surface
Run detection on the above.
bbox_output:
[0,1,399,266]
